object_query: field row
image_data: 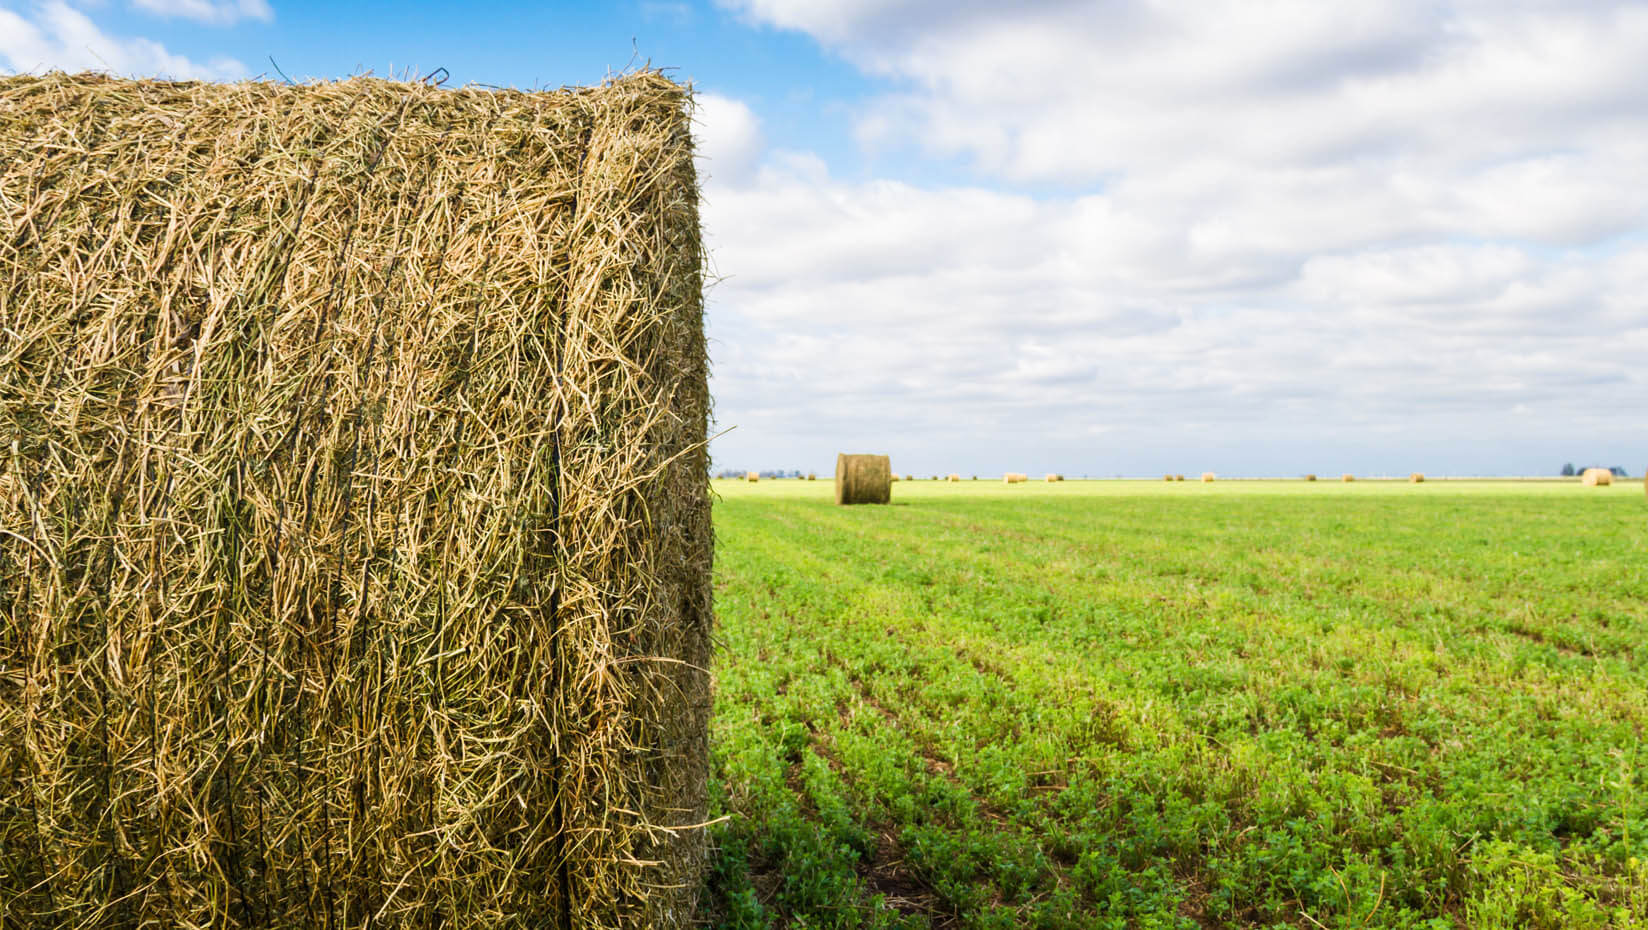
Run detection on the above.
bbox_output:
[704,482,1648,929]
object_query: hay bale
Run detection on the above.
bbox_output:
[1175,474,1185,481]
[1201,472,1216,482]
[1164,475,1174,481]
[836,454,892,504]
[1342,474,1355,482]
[747,471,760,482]
[1581,468,1613,486]
[1045,473,1064,482]
[0,72,710,929]
[1003,472,1029,484]
[807,473,817,481]
[904,474,914,482]
[1410,473,1426,483]
[1304,474,1317,482]
[947,474,961,482]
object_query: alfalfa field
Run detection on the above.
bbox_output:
[702,479,1648,929]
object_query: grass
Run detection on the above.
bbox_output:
[700,478,1648,929]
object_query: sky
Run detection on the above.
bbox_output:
[3,0,1646,477]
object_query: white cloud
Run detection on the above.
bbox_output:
[0,2,247,79]
[697,72,1647,474]
[129,0,272,26]
[694,92,765,186]
[699,1,1648,474]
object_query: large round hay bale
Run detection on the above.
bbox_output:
[1201,472,1216,482]
[1045,473,1064,482]
[807,473,817,481]
[1410,473,1425,483]
[947,473,961,482]
[1174,474,1185,481]
[746,471,760,482]
[1581,467,1613,486]
[836,454,892,505]
[1342,474,1355,482]
[1003,472,1029,484]
[1164,475,1174,481]
[0,72,710,929]
[1304,474,1317,482]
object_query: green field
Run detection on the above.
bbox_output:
[701,479,1648,929]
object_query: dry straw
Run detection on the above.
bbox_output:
[1304,474,1317,482]
[1581,468,1613,487]
[747,471,760,482]
[947,474,961,482]
[1202,472,1216,482]
[1342,474,1355,482]
[1003,472,1029,484]
[1045,473,1064,482]
[835,454,891,504]
[1410,473,1426,483]
[1174,474,1185,481]
[807,473,816,481]
[1164,475,1173,481]
[0,71,711,929]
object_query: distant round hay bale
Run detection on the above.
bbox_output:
[836,454,892,505]
[1174,474,1185,481]
[807,473,816,481]
[947,474,961,482]
[747,471,759,482]
[1581,467,1613,487]
[1003,472,1029,484]
[1409,473,1425,483]
[1304,474,1317,482]
[931,475,940,481]
[1045,473,1064,482]
[904,474,914,482]
[1164,475,1173,481]
[1342,474,1355,482]
[1201,472,1216,482]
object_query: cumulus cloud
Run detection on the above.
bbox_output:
[0,1,247,79]
[704,150,1646,475]
[698,1,1648,473]
[694,92,766,186]
[129,0,272,26]
[698,4,1648,473]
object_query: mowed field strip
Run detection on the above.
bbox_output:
[703,479,1648,929]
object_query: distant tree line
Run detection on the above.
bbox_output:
[713,468,805,479]
[1560,463,1628,477]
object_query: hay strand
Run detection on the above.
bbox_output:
[0,70,710,929]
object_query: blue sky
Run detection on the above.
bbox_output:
[4,0,1646,477]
